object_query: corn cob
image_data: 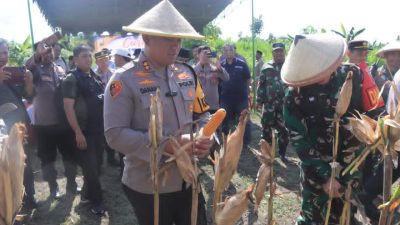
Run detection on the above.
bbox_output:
[202,108,226,137]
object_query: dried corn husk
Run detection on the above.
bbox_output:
[215,185,254,225]
[0,123,26,225]
[335,71,353,118]
[169,139,197,185]
[213,109,249,218]
[251,139,274,215]
[253,163,269,215]
[148,90,162,225]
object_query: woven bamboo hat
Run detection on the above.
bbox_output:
[281,33,346,87]
[122,0,204,40]
[376,41,400,58]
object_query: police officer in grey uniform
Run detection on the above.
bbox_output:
[104,1,213,225]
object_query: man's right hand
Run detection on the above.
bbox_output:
[0,66,11,83]
[35,42,50,56]
[75,132,87,150]
[323,177,342,198]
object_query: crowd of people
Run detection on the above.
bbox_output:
[1,0,400,225]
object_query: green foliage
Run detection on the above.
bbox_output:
[8,36,33,66]
[331,23,366,42]
[58,34,90,59]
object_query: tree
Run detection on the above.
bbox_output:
[301,25,319,35]
[250,15,263,36]
[331,23,366,42]
[8,36,33,66]
[203,23,222,40]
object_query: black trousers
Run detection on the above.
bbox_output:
[24,144,35,197]
[35,125,77,188]
[77,133,103,205]
[123,184,207,225]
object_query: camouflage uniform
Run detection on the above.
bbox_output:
[372,65,396,103]
[257,61,289,157]
[283,64,366,225]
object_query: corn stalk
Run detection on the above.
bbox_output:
[324,71,353,225]
[190,128,198,225]
[267,129,276,225]
[149,90,163,225]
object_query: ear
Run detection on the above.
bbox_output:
[142,35,150,45]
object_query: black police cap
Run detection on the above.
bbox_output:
[272,43,285,51]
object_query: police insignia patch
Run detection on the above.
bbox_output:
[143,61,151,71]
[110,80,122,98]
[177,73,191,80]
[139,79,156,85]
[135,71,151,77]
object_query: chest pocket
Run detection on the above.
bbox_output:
[179,85,196,117]
[139,94,152,109]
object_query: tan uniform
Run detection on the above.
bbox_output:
[104,53,209,194]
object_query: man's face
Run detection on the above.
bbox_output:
[199,49,211,65]
[75,50,92,71]
[256,52,262,60]
[96,56,110,71]
[385,51,400,71]
[114,55,125,68]
[272,48,285,64]
[53,45,62,59]
[348,49,368,64]
[41,49,54,65]
[0,44,8,68]
[223,46,235,60]
[145,35,181,67]
[192,48,199,60]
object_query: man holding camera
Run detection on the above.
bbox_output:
[0,38,36,207]
[194,45,229,114]
[26,41,78,198]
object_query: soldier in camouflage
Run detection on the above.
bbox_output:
[256,43,289,161]
[282,34,383,225]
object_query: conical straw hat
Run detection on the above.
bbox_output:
[376,41,400,58]
[281,33,346,87]
[122,0,204,40]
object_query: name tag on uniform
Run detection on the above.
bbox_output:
[140,86,159,94]
[177,80,194,87]
[234,66,243,69]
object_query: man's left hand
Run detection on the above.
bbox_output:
[194,136,214,158]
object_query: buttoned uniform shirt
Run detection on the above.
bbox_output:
[96,67,114,87]
[26,56,65,126]
[194,62,229,110]
[104,53,210,194]
[220,57,251,104]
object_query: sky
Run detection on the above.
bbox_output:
[1,0,399,44]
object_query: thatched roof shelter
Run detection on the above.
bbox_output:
[33,0,231,34]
